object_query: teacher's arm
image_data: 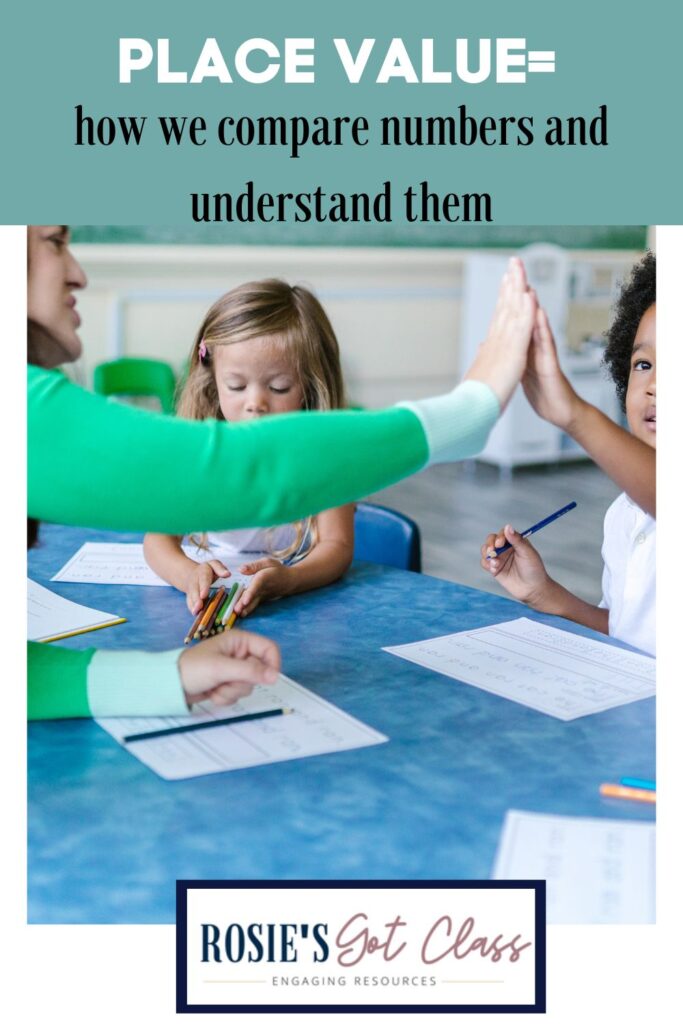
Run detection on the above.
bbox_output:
[28,365,498,535]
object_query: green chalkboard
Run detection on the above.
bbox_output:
[72,224,647,250]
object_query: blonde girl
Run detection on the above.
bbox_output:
[143,279,355,618]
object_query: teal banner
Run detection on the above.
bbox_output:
[3,0,679,227]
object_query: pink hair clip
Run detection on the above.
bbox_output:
[198,339,208,362]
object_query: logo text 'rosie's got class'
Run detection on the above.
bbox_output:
[200,912,532,967]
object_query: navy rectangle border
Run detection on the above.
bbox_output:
[176,879,546,1014]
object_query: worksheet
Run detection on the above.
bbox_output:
[384,617,655,720]
[28,579,125,642]
[97,674,387,780]
[52,541,252,588]
[492,809,655,924]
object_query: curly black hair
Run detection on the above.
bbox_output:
[603,251,656,411]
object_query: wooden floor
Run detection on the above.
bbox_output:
[368,458,620,605]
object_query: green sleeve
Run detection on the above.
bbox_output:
[28,644,190,720]
[27,642,93,720]
[28,365,429,534]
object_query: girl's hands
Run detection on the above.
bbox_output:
[480,525,554,607]
[522,307,582,430]
[178,629,280,707]
[234,557,289,617]
[464,257,537,411]
[184,559,231,614]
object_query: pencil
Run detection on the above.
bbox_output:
[599,783,656,804]
[123,707,292,744]
[201,589,228,634]
[215,582,240,632]
[487,501,577,559]
[221,583,244,630]
[194,587,224,639]
[210,589,234,634]
[184,605,207,645]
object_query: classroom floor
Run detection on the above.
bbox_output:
[368,458,620,605]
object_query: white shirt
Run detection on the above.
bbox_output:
[183,524,307,564]
[600,492,655,656]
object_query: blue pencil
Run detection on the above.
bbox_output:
[620,776,656,791]
[487,501,577,559]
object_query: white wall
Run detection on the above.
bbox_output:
[71,244,643,408]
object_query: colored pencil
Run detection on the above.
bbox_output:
[201,589,228,634]
[124,707,292,744]
[599,783,656,804]
[184,605,207,645]
[216,582,240,631]
[210,589,234,634]
[221,583,244,630]
[487,501,577,559]
[619,777,656,791]
[193,587,224,639]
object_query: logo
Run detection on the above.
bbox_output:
[176,880,545,1013]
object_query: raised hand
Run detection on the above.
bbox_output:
[523,306,580,430]
[464,258,538,410]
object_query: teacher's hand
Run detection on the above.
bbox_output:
[464,257,537,411]
[178,629,281,707]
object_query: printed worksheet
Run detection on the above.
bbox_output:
[28,579,125,642]
[492,809,655,924]
[97,674,387,780]
[51,542,252,588]
[384,617,655,720]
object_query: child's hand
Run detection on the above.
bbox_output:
[234,557,290,617]
[178,629,280,706]
[184,559,231,615]
[480,525,553,607]
[464,258,537,410]
[522,307,581,430]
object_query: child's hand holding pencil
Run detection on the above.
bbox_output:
[481,524,552,605]
[184,559,231,614]
[481,503,577,610]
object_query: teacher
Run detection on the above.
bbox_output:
[28,225,537,719]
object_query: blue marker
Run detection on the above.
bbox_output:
[487,501,577,559]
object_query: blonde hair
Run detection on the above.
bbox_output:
[178,279,347,561]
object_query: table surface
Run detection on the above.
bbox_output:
[28,524,655,924]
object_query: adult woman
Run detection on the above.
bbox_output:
[28,226,537,718]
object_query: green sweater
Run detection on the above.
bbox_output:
[28,364,499,718]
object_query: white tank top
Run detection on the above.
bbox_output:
[183,524,307,561]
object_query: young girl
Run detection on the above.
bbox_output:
[480,253,656,656]
[143,279,356,618]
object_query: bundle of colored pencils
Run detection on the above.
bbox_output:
[183,582,244,644]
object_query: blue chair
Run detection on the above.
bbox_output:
[353,501,422,573]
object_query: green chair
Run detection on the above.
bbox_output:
[93,358,177,414]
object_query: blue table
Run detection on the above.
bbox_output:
[28,525,655,924]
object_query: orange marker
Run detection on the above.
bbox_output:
[599,783,656,804]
